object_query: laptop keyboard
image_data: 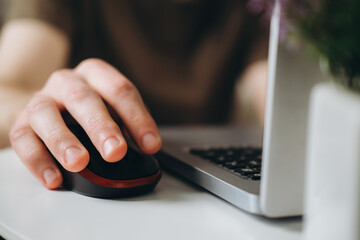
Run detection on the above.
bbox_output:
[189,147,262,181]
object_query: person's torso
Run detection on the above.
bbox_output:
[70,0,264,124]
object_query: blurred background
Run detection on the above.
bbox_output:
[0,0,268,149]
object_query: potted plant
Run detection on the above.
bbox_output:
[284,1,360,239]
[250,0,360,238]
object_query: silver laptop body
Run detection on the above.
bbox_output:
[156,1,326,217]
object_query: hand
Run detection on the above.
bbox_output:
[9,59,162,189]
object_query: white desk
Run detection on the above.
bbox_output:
[0,147,302,240]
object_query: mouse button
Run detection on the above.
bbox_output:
[67,124,94,152]
[134,153,160,176]
[87,152,141,180]
[66,123,141,180]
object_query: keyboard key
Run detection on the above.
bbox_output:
[223,161,245,169]
[247,160,261,168]
[247,173,261,181]
[189,149,205,156]
[235,167,260,175]
[189,146,262,181]
[211,156,234,164]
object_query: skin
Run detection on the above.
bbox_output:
[235,60,267,126]
[1,19,162,189]
[1,19,266,190]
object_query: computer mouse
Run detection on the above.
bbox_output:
[55,123,161,198]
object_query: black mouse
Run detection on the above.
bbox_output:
[55,123,161,198]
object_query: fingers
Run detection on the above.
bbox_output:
[10,111,63,189]
[76,59,162,154]
[10,58,161,191]
[43,69,127,162]
[25,94,90,171]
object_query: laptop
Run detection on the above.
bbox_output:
[155,1,326,218]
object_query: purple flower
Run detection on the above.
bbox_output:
[249,0,360,86]
[247,0,288,17]
[247,0,289,38]
[247,0,313,18]
[247,0,314,38]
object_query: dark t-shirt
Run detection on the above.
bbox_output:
[3,0,268,124]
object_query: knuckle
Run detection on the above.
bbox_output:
[109,79,135,98]
[45,129,65,148]
[84,113,105,130]
[128,110,150,126]
[64,83,94,103]
[88,117,118,134]
[77,58,107,71]
[48,69,73,85]
[22,147,44,166]
[9,126,32,143]
[26,95,52,117]
[42,69,76,96]
[81,109,116,132]
[45,129,76,154]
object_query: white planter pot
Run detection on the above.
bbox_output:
[304,82,360,240]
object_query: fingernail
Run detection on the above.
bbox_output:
[65,147,83,165]
[103,137,120,157]
[142,133,159,150]
[43,168,58,185]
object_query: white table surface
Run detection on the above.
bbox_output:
[0,147,302,240]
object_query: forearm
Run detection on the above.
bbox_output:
[233,59,268,126]
[0,83,35,148]
[0,19,71,148]
[0,19,70,90]
[233,22,269,126]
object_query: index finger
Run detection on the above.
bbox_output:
[75,59,162,154]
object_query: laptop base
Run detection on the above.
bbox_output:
[156,126,262,215]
